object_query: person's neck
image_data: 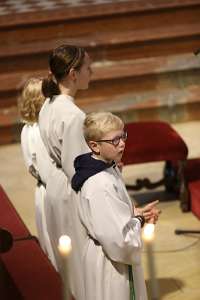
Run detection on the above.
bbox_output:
[92,153,112,164]
[59,84,77,98]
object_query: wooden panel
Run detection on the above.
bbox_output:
[0,0,200,144]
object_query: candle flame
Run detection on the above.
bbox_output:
[143,223,155,241]
[58,235,72,256]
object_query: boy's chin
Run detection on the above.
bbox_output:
[114,156,123,164]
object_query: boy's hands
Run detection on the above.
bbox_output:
[134,200,161,224]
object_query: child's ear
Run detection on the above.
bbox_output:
[88,141,100,155]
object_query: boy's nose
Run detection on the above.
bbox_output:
[119,138,126,148]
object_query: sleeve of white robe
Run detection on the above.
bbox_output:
[60,112,89,180]
[81,177,143,265]
[21,125,33,169]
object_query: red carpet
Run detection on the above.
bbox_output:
[0,185,62,300]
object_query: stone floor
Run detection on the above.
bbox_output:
[0,120,200,299]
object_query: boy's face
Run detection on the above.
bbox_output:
[90,128,126,163]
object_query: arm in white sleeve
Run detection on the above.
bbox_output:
[61,112,90,180]
[21,125,41,181]
[21,125,33,169]
[82,179,143,265]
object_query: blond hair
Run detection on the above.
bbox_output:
[18,78,45,123]
[84,112,124,142]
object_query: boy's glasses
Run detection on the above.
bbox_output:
[95,131,128,147]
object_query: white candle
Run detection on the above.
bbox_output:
[143,224,159,300]
[58,235,72,300]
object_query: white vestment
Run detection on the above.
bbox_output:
[78,166,148,300]
[20,123,56,268]
[39,94,89,300]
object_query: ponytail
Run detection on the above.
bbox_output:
[42,44,86,99]
[42,74,60,99]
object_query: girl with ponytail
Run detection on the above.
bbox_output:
[39,44,92,300]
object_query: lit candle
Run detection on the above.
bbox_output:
[143,223,159,300]
[58,235,72,300]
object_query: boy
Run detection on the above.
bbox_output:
[72,112,159,300]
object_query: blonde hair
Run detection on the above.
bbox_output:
[84,112,124,142]
[18,78,45,123]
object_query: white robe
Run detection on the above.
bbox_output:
[78,166,148,300]
[20,123,56,268]
[39,94,89,300]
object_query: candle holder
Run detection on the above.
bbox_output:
[0,228,38,254]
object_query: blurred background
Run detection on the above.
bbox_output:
[0,1,200,299]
